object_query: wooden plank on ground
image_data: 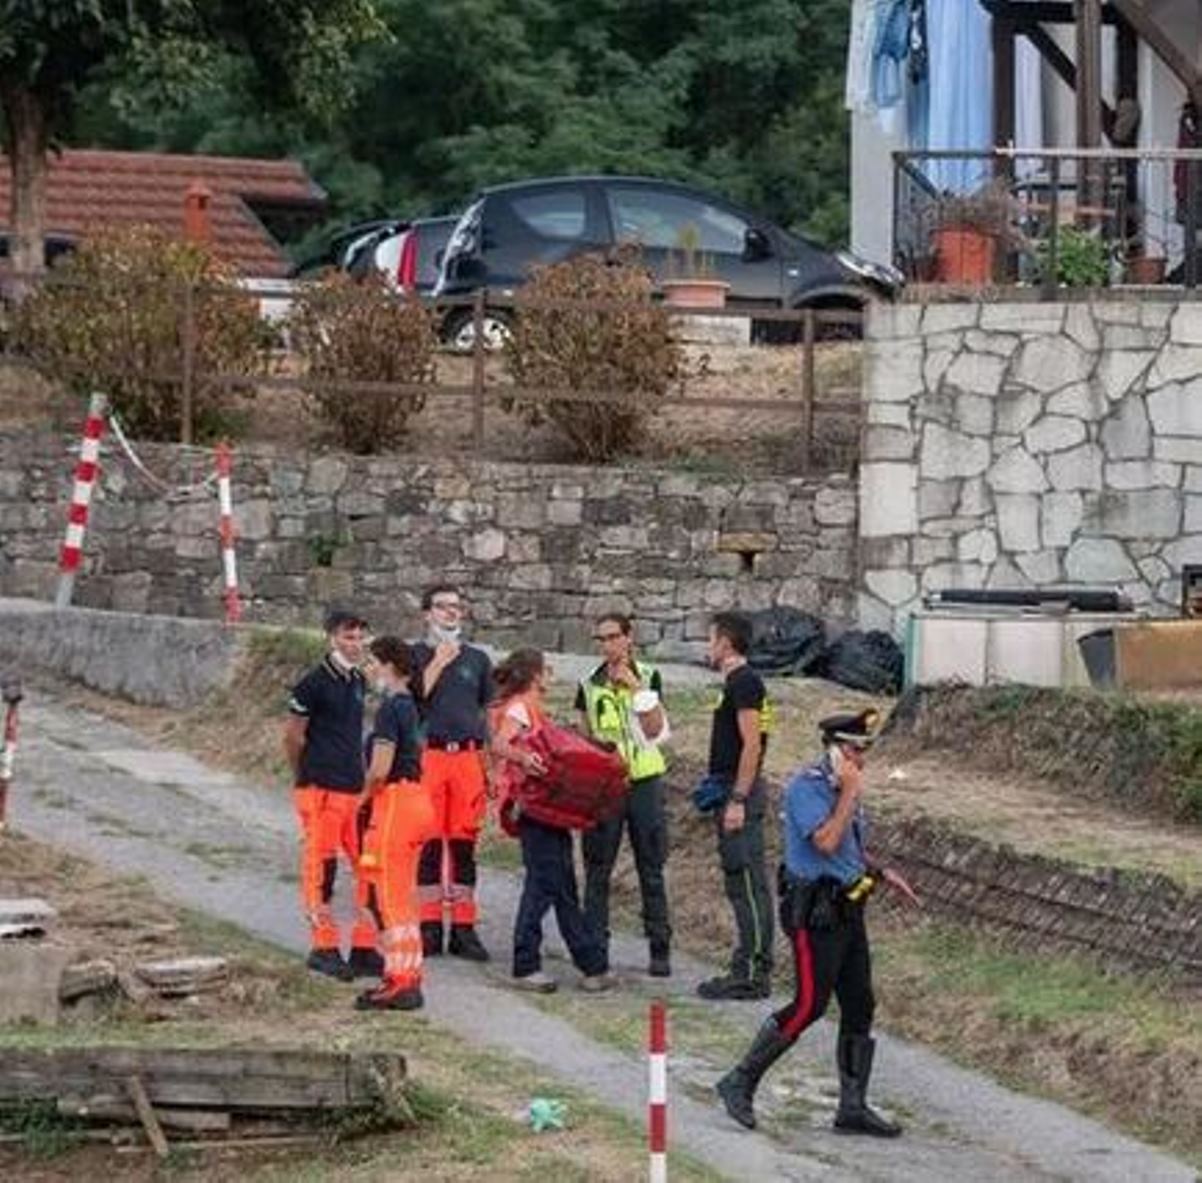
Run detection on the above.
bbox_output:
[125,1076,170,1159]
[0,1047,407,1113]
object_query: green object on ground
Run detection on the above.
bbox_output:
[528,1097,566,1132]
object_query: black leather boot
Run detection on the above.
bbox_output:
[715,1018,793,1130]
[833,1034,902,1137]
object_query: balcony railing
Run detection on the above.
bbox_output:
[892,147,1202,294]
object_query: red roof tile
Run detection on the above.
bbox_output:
[0,149,327,278]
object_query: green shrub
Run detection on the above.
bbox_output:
[12,225,269,440]
[287,273,436,454]
[502,252,682,462]
[1037,226,1111,288]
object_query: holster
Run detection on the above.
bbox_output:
[777,866,843,934]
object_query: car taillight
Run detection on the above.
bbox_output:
[397,232,418,292]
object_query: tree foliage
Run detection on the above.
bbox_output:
[70,0,853,250]
[0,0,384,271]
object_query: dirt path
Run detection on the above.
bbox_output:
[10,692,1196,1183]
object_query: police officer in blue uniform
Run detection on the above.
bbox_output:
[716,708,920,1136]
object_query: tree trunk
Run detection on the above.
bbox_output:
[1,81,50,278]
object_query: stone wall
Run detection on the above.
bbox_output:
[0,429,856,657]
[859,299,1202,633]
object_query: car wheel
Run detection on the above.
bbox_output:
[443,307,513,353]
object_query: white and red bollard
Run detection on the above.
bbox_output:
[649,999,668,1183]
[54,392,107,608]
[215,441,241,624]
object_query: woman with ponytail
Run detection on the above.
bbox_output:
[490,649,612,995]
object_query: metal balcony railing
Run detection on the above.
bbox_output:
[892,147,1202,294]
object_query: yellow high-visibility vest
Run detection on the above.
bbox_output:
[579,664,668,782]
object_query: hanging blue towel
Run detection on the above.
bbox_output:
[872,0,911,111]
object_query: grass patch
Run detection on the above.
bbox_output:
[891,683,1202,824]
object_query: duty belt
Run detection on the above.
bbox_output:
[426,738,483,752]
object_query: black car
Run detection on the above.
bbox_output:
[434,175,900,344]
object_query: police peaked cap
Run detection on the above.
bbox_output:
[819,708,880,748]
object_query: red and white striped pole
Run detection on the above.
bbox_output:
[215,441,241,624]
[55,392,107,608]
[649,999,668,1183]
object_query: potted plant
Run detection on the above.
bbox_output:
[1036,225,1112,288]
[661,223,730,309]
[927,180,1025,285]
[1125,228,1167,285]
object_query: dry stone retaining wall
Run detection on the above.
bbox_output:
[859,299,1202,634]
[0,429,856,657]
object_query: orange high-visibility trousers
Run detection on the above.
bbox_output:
[418,748,488,926]
[294,786,377,951]
[360,782,436,987]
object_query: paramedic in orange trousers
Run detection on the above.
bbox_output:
[356,635,436,1011]
[283,606,382,981]
[411,584,493,962]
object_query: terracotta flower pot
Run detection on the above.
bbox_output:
[1126,255,1166,285]
[661,278,730,309]
[932,228,996,285]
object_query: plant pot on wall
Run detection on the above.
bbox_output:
[1126,254,1166,285]
[661,278,731,309]
[932,228,996,285]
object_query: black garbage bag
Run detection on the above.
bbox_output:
[814,629,904,695]
[746,607,826,676]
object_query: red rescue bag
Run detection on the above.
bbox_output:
[501,721,629,834]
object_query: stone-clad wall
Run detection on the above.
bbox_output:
[858,299,1202,633]
[0,429,856,657]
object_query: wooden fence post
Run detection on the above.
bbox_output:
[471,289,486,452]
[801,309,816,472]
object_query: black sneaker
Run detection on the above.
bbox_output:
[697,974,770,1001]
[347,946,385,979]
[354,981,424,1011]
[306,948,354,982]
[648,947,672,978]
[421,921,445,958]
[448,925,491,963]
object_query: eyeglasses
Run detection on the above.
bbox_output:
[431,600,463,612]
[593,632,623,642]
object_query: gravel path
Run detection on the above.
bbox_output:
[10,692,1195,1183]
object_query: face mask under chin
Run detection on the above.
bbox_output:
[429,622,462,644]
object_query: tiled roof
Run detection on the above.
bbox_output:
[0,149,327,278]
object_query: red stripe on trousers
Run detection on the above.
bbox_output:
[780,928,816,1041]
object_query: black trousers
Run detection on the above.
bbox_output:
[513,817,607,978]
[773,903,875,1044]
[582,774,671,952]
[714,781,774,982]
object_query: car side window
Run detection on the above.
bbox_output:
[507,189,588,240]
[606,187,749,255]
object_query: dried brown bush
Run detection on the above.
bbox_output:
[11,225,269,440]
[503,252,681,462]
[287,273,436,453]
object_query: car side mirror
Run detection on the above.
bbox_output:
[744,228,772,262]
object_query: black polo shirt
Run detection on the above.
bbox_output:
[411,642,492,743]
[708,663,770,780]
[289,656,366,791]
[367,692,422,784]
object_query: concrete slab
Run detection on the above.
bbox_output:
[0,941,72,1025]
